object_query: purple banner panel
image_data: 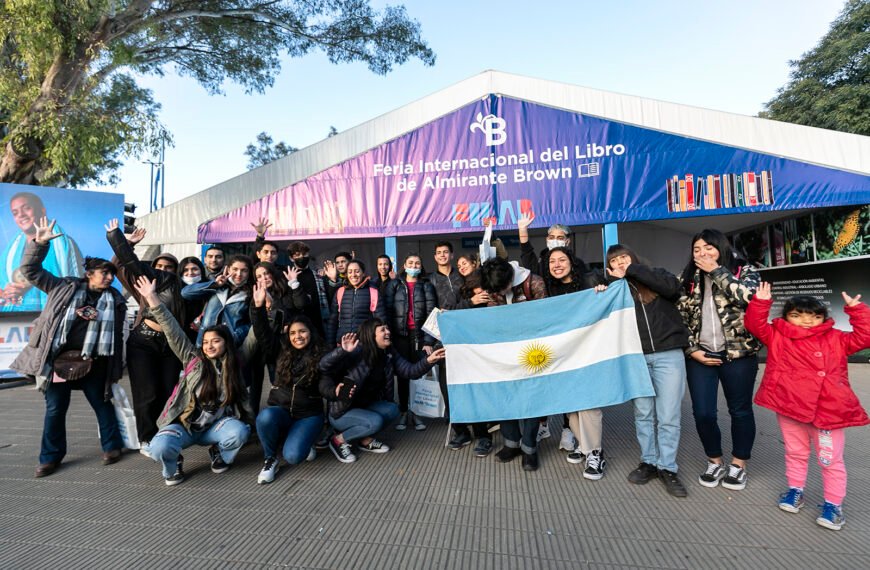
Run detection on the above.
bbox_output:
[199,96,870,243]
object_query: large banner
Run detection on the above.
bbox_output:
[759,256,870,362]
[199,96,870,242]
[0,184,123,313]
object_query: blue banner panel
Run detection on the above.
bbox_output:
[0,184,123,313]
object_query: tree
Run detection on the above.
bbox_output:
[244,132,298,170]
[761,0,870,135]
[244,125,341,169]
[0,1,434,187]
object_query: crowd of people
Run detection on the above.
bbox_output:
[10,214,870,533]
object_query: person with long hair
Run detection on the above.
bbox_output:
[318,318,445,463]
[326,259,386,346]
[182,253,254,348]
[11,218,126,477]
[448,269,496,456]
[605,244,690,497]
[104,220,184,454]
[678,229,761,491]
[249,261,308,414]
[456,253,479,278]
[385,253,438,432]
[372,254,395,296]
[251,281,326,484]
[545,246,609,479]
[134,276,253,486]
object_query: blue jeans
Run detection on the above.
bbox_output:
[501,418,540,454]
[329,401,399,442]
[40,372,123,464]
[686,354,758,461]
[149,417,250,478]
[256,407,323,464]
[634,349,686,473]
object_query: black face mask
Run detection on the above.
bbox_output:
[294,256,310,269]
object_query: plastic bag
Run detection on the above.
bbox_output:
[409,365,445,418]
[111,384,140,450]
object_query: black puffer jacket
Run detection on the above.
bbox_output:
[251,305,324,418]
[607,264,689,355]
[325,277,387,345]
[430,268,463,310]
[318,345,433,419]
[384,277,437,345]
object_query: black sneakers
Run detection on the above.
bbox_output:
[658,469,688,498]
[208,446,229,474]
[448,430,472,450]
[583,449,606,480]
[165,454,185,486]
[495,446,522,463]
[627,462,658,485]
[522,451,539,472]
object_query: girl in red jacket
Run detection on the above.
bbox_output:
[746,283,870,531]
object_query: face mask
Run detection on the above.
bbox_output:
[182,275,201,286]
[547,239,567,250]
[294,256,310,269]
[406,268,421,278]
[228,275,247,287]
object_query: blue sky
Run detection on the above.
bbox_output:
[109,0,845,215]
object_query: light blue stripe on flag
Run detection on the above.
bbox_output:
[438,280,636,343]
[446,355,654,423]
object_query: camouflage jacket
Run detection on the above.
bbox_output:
[677,264,761,360]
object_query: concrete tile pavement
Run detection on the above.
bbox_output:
[1,365,869,569]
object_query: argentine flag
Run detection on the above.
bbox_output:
[439,280,654,423]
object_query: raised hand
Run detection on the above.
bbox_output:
[427,347,446,363]
[842,291,863,307]
[34,217,62,245]
[284,266,300,284]
[250,217,272,237]
[517,211,535,231]
[104,218,120,232]
[605,267,625,279]
[128,227,147,245]
[755,282,772,301]
[422,345,434,356]
[593,284,608,293]
[133,275,159,307]
[214,266,229,287]
[323,259,337,281]
[340,332,359,353]
[252,282,267,307]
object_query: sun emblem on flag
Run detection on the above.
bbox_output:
[518,342,554,375]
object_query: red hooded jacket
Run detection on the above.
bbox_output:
[746,297,870,430]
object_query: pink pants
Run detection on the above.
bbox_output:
[777,414,847,505]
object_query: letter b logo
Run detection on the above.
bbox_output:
[470,113,507,146]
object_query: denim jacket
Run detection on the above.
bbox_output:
[182,280,251,347]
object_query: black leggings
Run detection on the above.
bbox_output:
[392,334,423,413]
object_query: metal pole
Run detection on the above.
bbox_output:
[160,132,166,209]
[149,162,155,212]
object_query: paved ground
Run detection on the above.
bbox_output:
[2,365,870,569]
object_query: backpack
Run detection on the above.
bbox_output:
[335,286,378,313]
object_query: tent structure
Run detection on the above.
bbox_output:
[136,70,870,265]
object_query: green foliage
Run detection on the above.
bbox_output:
[0,1,434,186]
[245,125,341,169]
[244,131,298,170]
[761,0,870,135]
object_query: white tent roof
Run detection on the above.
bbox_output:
[137,69,870,249]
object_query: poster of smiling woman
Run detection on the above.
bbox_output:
[0,184,122,313]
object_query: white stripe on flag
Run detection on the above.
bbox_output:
[445,307,641,386]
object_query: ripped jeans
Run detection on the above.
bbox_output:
[149,417,250,478]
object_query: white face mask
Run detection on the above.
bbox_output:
[547,239,567,250]
[228,275,247,287]
[182,275,201,286]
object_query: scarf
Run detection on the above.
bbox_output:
[53,286,116,358]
